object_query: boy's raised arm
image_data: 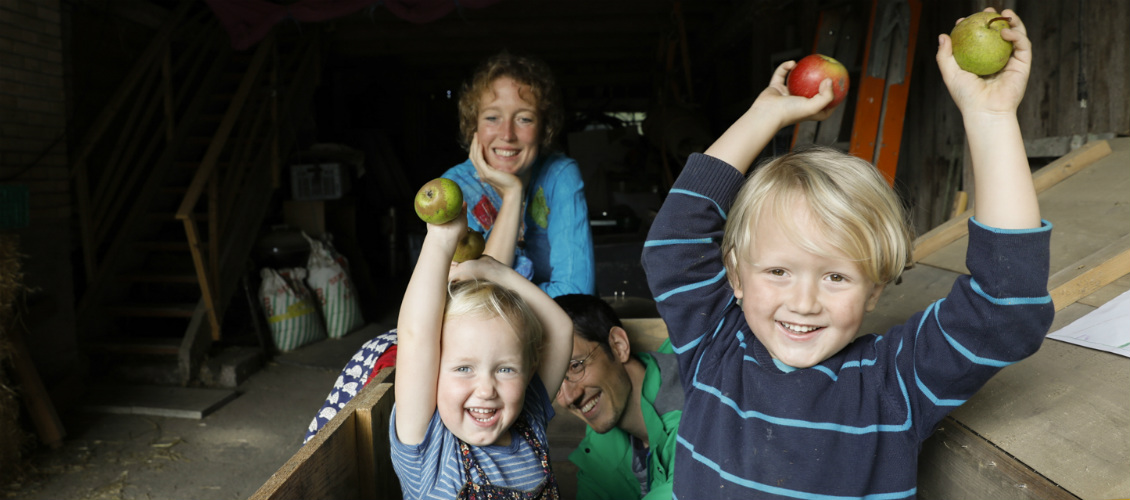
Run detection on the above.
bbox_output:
[394,210,466,446]
[705,61,837,173]
[449,258,573,396]
[937,8,1040,230]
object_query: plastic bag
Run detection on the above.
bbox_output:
[259,267,326,351]
[303,233,364,339]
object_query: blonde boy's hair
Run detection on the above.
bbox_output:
[722,146,913,287]
[445,279,544,371]
[457,51,563,151]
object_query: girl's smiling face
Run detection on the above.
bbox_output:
[475,76,541,176]
[731,199,884,369]
[436,314,531,446]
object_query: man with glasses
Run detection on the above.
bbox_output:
[553,294,683,500]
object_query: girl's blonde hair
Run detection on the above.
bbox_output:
[445,279,544,371]
[457,51,563,151]
[722,146,914,287]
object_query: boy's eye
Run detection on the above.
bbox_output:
[455,366,471,373]
[498,367,515,374]
[769,269,786,276]
[828,273,846,282]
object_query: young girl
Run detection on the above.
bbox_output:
[391,207,573,499]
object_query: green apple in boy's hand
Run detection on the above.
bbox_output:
[951,12,1013,76]
[414,177,463,224]
[452,230,485,263]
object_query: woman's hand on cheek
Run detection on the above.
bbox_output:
[470,132,523,198]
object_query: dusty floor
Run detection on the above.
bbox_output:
[3,319,392,500]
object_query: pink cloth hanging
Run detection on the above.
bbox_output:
[205,0,504,50]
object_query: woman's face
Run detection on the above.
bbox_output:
[475,76,540,176]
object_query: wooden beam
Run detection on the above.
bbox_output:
[1048,233,1130,311]
[354,381,398,500]
[918,417,1079,500]
[913,139,1113,262]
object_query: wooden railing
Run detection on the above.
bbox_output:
[175,30,322,340]
[72,0,212,286]
[72,0,322,343]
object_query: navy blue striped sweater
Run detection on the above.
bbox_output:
[641,154,1054,499]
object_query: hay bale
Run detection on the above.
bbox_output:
[0,234,33,484]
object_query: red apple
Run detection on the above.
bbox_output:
[786,54,850,111]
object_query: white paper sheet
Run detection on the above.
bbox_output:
[1047,289,1130,358]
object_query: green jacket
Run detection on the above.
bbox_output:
[568,343,683,500]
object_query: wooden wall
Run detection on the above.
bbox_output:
[897,0,1129,234]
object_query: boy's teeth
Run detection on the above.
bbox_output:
[782,322,818,333]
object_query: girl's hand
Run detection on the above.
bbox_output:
[448,254,507,283]
[470,133,524,198]
[936,8,1031,117]
[425,204,468,249]
[751,61,837,129]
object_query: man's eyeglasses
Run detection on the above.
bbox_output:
[563,346,599,382]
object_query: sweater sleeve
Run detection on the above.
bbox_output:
[641,153,746,384]
[539,157,596,297]
[903,218,1054,437]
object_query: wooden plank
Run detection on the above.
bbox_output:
[354,382,397,500]
[912,139,1113,263]
[917,417,1078,500]
[949,338,1130,499]
[919,137,1127,275]
[81,385,237,419]
[250,368,396,500]
[1048,234,1130,311]
[622,317,670,353]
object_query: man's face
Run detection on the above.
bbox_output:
[554,335,633,434]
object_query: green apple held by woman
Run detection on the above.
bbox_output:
[951,11,1013,76]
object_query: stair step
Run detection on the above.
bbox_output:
[148,212,206,221]
[174,160,231,170]
[108,302,197,318]
[135,241,193,252]
[90,337,182,356]
[118,272,199,284]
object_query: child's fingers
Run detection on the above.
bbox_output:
[934,33,961,81]
[771,61,795,88]
[1000,9,1026,37]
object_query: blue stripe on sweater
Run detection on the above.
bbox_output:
[676,435,917,500]
[655,269,728,302]
[969,278,1052,305]
[644,237,713,247]
[690,339,913,434]
[930,300,1015,368]
[669,188,727,219]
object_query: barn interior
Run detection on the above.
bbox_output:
[0,0,1127,498]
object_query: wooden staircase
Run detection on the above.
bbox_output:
[71,1,323,385]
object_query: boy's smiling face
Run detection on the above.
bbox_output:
[437,314,530,447]
[731,199,884,369]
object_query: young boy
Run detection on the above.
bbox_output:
[640,9,1053,499]
[391,207,573,498]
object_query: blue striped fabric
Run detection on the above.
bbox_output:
[641,154,1054,499]
[390,377,555,499]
